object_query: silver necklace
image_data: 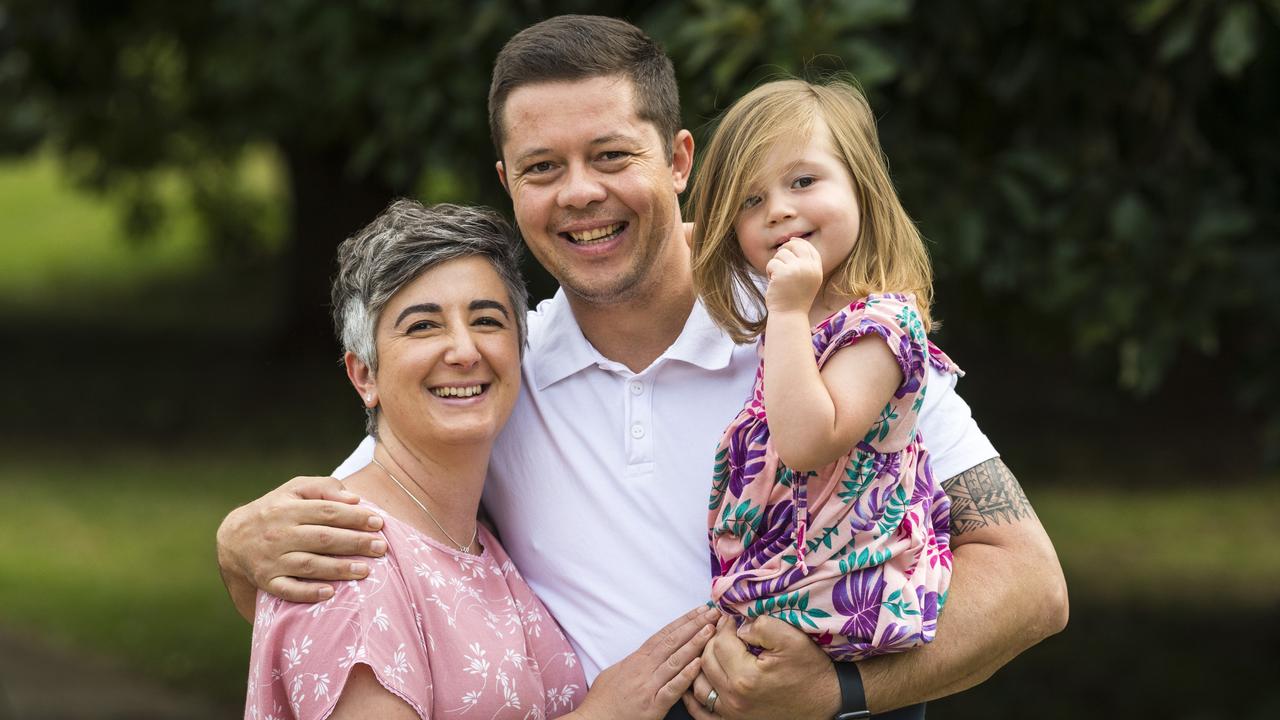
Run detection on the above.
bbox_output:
[371,455,477,554]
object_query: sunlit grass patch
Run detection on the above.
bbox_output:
[1032,482,1280,608]
[0,152,204,299]
[0,148,285,328]
[0,448,336,704]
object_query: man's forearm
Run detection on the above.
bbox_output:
[217,508,260,622]
[857,537,1065,710]
[858,458,1069,712]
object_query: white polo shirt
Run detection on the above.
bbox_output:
[335,289,997,681]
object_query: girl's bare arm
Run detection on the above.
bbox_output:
[762,311,901,471]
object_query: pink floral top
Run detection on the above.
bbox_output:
[245,501,585,719]
[708,294,960,661]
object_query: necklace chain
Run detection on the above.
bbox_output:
[371,455,477,554]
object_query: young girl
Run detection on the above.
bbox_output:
[689,78,959,661]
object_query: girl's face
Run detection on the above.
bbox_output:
[733,118,861,281]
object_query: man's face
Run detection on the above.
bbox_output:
[497,75,693,306]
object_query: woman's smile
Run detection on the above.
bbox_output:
[428,383,489,399]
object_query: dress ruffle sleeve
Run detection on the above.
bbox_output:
[245,535,433,719]
[814,293,946,454]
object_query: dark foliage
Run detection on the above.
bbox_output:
[1,0,1277,458]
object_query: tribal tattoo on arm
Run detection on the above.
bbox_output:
[942,458,1036,536]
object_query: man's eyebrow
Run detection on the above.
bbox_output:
[395,303,441,327]
[511,134,640,167]
[590,133,636,146]
[512,148,551,167]
[471,299,510,317]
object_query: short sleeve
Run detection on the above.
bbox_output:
[916,366,999,481]
[245,546,432,720]
[816,294,930,452]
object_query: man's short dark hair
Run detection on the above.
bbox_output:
[488,15,681,161]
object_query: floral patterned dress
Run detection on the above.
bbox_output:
[246,501,585,719]
[708,293,960,661]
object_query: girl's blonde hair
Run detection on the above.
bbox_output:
[689,77,934,343]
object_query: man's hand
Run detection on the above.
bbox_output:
[216,476,388,620]
[764,239,823,316]
[682,615,840,720]
[855,458,1069,711]
[570,606,719,720]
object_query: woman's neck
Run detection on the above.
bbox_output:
[363,428,489,550]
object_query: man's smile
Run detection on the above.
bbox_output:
[562,222,627,245]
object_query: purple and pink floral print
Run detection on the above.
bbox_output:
[709,294,960,661]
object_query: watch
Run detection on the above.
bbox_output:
[833,661,872,720]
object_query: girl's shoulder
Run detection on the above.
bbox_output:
[814,293,924,346]
[852,292,923,324]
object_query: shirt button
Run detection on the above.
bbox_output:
[630,382,644,395]
[631,424,645,439]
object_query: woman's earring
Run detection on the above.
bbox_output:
[365,393,374,405]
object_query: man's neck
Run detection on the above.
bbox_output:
[568,264,696,374]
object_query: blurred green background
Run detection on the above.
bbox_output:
[1,1,1277,718]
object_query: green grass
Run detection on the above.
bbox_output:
[1034,482,1280,608]
[0,448,334,705]
[0,152,203,302]
[0,445,1275,708]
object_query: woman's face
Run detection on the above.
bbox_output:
[367,255,521,449]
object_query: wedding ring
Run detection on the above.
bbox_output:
[704,688,719,714]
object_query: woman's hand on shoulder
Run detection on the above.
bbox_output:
[567,605,720,720]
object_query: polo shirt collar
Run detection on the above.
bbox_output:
[530,289,740,390]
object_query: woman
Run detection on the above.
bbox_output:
[245,200,715,719]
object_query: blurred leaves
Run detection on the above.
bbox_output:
[1,0,1278,458]
[650,0,911,116]
[1213,2,1259,75]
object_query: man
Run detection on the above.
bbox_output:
[217,15,1067,718]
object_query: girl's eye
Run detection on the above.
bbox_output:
[741,195,762,210]
[792,175,816,189]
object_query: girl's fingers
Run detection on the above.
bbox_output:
[765,257,784,280]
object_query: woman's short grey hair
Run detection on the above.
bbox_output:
[331,200,529,435]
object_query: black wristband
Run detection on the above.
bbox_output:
[833,661,872,720]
